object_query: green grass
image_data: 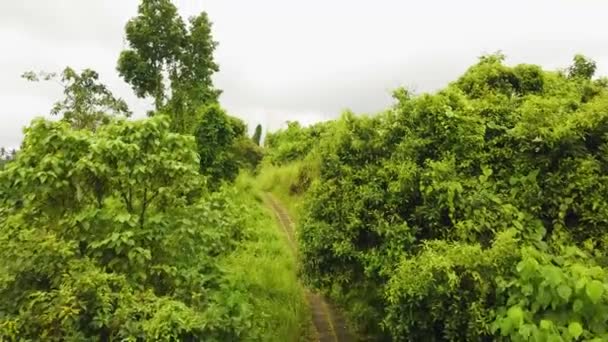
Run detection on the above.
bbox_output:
[255,161,313,221]
[221,174,313,341]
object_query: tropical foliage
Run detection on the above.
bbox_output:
[262,54,608,341]
[22,67,131,130]
[264,121,331,166]
[5,0,608,339]
[117,0,220,134]
[1,0,305,339]
[0,116,304,340]
[196,105,263,189]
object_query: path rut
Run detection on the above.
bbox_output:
[264,194,353,342]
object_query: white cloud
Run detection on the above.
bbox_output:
[1,0,608,147]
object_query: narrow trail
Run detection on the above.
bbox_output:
[264,194,353,342]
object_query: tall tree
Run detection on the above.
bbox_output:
[195,105,241,188]
[22,67,131,130]
[568,54,596,80]
[117,0,220,133]
[252,124,262,146]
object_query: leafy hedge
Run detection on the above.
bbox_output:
[265,54,608,341]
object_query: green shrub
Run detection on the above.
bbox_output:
[0,116,306,340]
[196,104,263,189]
[262,54,608,340]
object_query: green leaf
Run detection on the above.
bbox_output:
[542,266,562,286]
[499,318,512,335]
[519,324,532,339]
[557,284,572,301]
[586,280,604,304]
[540,319,553,330]
[116,213,131,223]
[547,335,562,342]
[568,322,583,339]
[575,278,587,290]
[507,306,524,328]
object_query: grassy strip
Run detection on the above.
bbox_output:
[255,162,310,221]
[220,174,313,341]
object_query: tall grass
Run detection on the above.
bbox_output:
[255,160,318,221]
[221,174,312,341]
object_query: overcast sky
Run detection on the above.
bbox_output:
[1,0,608,148]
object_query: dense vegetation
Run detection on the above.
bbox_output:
[0,117,304,340]
[262,54,608,341]
[196,105,263,189]
[22,67,132,130]
[0,0,303,340]
[3,0,608,339]
[117,0,220,133]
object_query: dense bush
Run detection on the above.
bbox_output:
[264,121,332,166]
[264,54,608,340]
[0,116,302,340]
[1,0,306,338]
[196,105,263,189]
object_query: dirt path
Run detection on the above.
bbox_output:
[264,194,353,342]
